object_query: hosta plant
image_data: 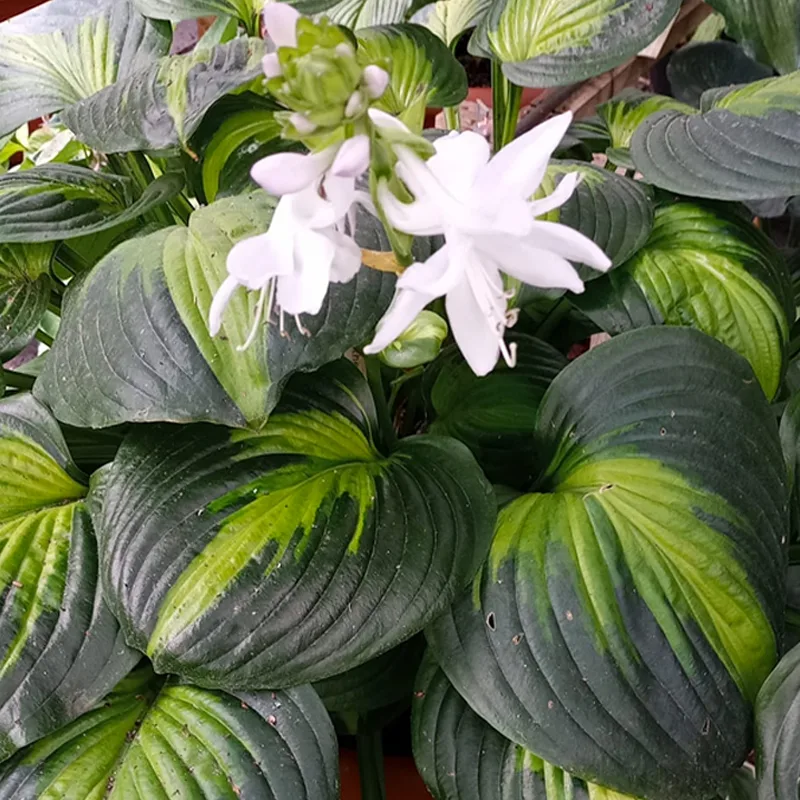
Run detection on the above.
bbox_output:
[0,0,799,798]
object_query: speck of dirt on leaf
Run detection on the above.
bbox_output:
[512,634,523,645]
[268,715,278,726]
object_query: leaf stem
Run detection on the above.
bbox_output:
[356,725,386,800]
[491,61,523,152]
[443,106,460,131]
[365,356,397,450]
[2,369,35,390]
[534,296,571,341]
[35,329,54,347]
[108,153,175,228]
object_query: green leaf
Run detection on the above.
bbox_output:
[134,0,262,30]
[0,243,52,362]
[0,165,183,243]
[666,41,773,108]
[0,0,171,138]
[414,0,492,48]
[357,24,468,130]
[97,359,496,689]
[61,38,266,153]
[0,663,340,799]
[631,72,800,201]
[314,635,425,714]
[424,334,566,489]
[426,327,787,800]
[412,651,641,800]
[572,203,792,399]
[34,193,396,429]
[705,0,800,74]
[292,0,415,29]
[755,641,800,799]
[536,161,655,274]
[0,393,138,761]
[469,0,681,87]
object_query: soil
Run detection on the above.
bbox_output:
[455,35,491,87]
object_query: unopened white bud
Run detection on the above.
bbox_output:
[362,65,390,99]
[345,91,365,118]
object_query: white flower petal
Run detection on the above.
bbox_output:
[277,231,336,315]
[476,235,585,293]
[377,180,443,236]
[331,135,370,178]
[208,275,240,336]
[479,111,573,200]
[528,171,580,218]
[363,65,390,99]
[395,146,460,217]
[446,276,500,377]
[227,232,287,290]
[262,52,282,78]
[345,91,364,118]
[427,131,490,196]
[397,243,464,296]
[251,147,336,195]
[325,229,362,283]
[368,108,411,132]
[364,288,432,354]
[263,2,300,48]
[289,112,316,135]
[526,221,612,271]
[320,174,357,222]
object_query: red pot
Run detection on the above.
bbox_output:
[425,86,546,128]
[340,750,430,799]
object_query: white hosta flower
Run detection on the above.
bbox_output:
[364,112,612,376]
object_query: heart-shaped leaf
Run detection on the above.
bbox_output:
[412,651,641,800]
[0,166,183,243]
[427,327,787,800]
[705,0,800,74]
[61,38,265,153]
[0,663,340,799]
[0,244,52,362]
[34,192,396,429]
[755,641,800,799]
[572,203,792,399]
[414,0,492,47]
[424,334,566,489]
[0,0,171,138]
[469,0,681,87]
[0,393,138,761]
[134,0,263,32]
[97,359,496,689]
[667,41,774,107]
[631,72,800,200]
[357,24,468,129]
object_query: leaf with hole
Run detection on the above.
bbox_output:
[0,393,138,762]
[412,651,641,800]
[572,203,792,399]
[0,0,170,138]
[34,192,396,429]
[356,24,468,130]
[0,165,183,244]
[61,38,266,153]
[0,663,339,799]
[426,326,787,800]
[631,72,800,200]
[667,41,773,107]
[469,0,681,88]
[97,359,496,689]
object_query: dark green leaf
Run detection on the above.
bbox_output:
[0,166,182,243]
[469,0,681,87]
[35,193,396,429]
[667,41,774,108]
[134,0,262,29]
[62,38,265,153]
[0,393,138,761]
[314,635,425,714]
[756,641,800,799]
[412,651,640,799]
[427,327,787,800]
[705,0,800,74]
[424,334,566,488]
[0,664,340,799]
[98,360,496,688]
[357,24,468,130]
[0,243,52,361]
[631,72,800,201]
[0,0,170,137]
[573,203,792,399]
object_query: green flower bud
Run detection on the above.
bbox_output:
[379,310,448,369]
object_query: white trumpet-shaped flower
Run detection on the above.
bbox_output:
[364,112,612,376]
